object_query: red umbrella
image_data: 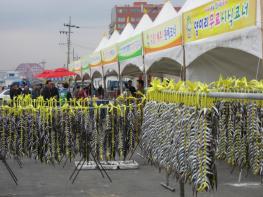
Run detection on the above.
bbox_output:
[35,70,54,78]
[47,68,77,78]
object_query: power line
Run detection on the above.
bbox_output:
[59,16,79,69]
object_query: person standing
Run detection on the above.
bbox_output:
[73,85,80,98]
[22,85,31,96]
[41,80,59,100]
[136,79,145,97]
[77,87,88,99]
[59,82,72,104]
[10,84,22,99]
[97,85,104,99]
[32,84,41,99]
[127,80,136,97]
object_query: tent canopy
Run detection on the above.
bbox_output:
[121,64,143,77]
[104,30,120,49]
[133,14,153,35]
[95,35,109,52]
[183,0,262,82]
[153,0,178,26]
[178,0,212,14]
[186,47,263,82]
[120,14,153,75]
[118,23,134,43]
[145,0,182,74]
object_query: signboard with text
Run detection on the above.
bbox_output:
[118,34,143,62]
[101,46,118,65]
[183,0,257,43]
[89,52,102,68]
[143,16,182,54]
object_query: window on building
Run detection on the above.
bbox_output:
[131,8,141,13]
[118,17,126,22]
[118,24,125,29]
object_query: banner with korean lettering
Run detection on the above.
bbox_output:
[143,16,182,54]
[118,34,143,62]
[183,0,257,43]
[101,45,118,65]
[89,52,102,67]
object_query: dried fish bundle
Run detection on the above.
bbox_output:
[214,102,263,176]
[0,97,144,166]
[141,102,217,193]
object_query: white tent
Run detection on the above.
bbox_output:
[144,1,183,77]
[90,35,108,78]
[120,14,153,76]
[182,0,263,82]
[101,30,120,76]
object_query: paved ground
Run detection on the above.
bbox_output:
[0,155,262,197]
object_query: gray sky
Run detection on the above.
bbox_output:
[0,0,185,70]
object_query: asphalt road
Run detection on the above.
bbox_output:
[0,155,262,197]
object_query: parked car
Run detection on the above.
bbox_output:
[0,88,32,101]
[0,89,10,100]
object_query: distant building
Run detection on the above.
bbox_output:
[15,63,44,79]
[109,0,181,35]
[3,71,22,87]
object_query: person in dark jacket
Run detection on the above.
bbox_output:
[97,85,104,99]
[127,80,136,97]
[41,80,59,100]
[10,84,22,99]
[22,85,31,96]
[32,84,41,99]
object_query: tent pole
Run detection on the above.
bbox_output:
[141,32,148,89]
[118,60,123,94]
[181,11,186,82]
[182,44,186,81]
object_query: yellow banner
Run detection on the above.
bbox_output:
[89,52,102,68]
[183,0,257,43]
[144,16,182,54]
[101,46,118,65]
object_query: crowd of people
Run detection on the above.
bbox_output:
[8,79,145,102]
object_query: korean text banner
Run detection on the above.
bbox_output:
[143,16,182,54]
[118,34,143,62]
[89,52,102,68]
[184,0,257,43]
[101,46,118,65]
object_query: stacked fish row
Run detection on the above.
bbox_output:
[141,101,217,193]
[0,103,142,164]
[216,102,263,177]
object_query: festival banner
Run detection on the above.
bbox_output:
[118,34,143,62]
[89,52,102,68]
[143,16,182,54]
[183,0,257,43]
[101,45,118,65]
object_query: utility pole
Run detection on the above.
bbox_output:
[59,16,79,69]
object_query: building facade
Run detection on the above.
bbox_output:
[15,63,44,79]
[109,0,181,35]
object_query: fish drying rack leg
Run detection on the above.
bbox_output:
[90,151,112,183]
[0,153,18,185]
[14,156,23,168]
[160,173,175,192]
[179,180,185,197]
[69,156,84,181]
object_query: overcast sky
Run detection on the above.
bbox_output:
[0,0,185,70]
